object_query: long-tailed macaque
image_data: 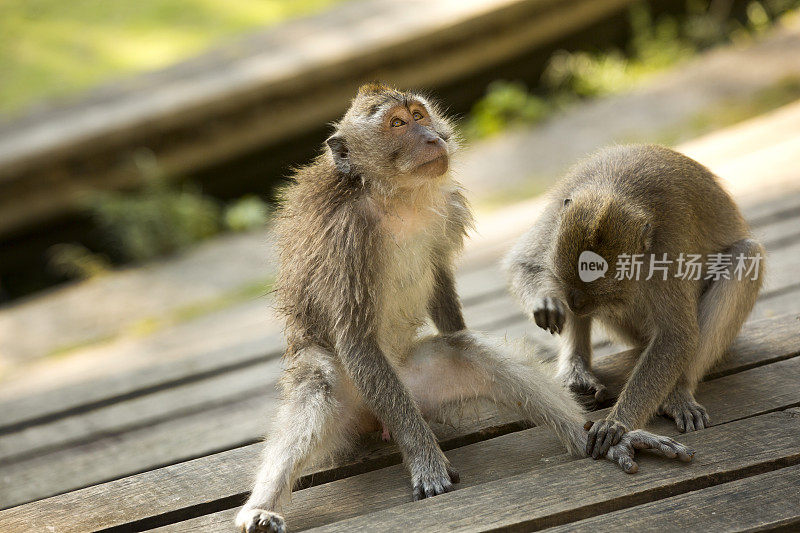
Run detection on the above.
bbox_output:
[506,144,764,459]
[237,90,693,533]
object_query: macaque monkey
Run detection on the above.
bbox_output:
[236,88,693,533]
[506,144,764,459]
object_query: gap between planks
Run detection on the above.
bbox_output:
[3,219,799,466]
[1,188,798,433]
[2,313,799,532]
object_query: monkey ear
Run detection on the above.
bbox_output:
[326,134,351,175]
[563,198,572,208]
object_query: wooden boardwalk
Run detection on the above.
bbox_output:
[1,190,800,532]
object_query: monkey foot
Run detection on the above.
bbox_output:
[559,365,607,409]
[606,429,695,473]
[659,390,710,432]
[411,466,460,501]
[236,508,287,533]
[381,425,391,442]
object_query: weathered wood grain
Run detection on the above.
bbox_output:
[3,187,797,434]
[1,273,797,511]
[2,307,797,510]
[2,191,796,440]
[0,261,512,459]
[5,342,799,532]
[149,410,800,532]
[543,463,800,533]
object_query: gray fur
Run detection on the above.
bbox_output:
[237,99,694,533]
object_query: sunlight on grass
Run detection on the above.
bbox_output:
[0,0,346,116]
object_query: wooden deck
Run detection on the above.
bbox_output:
[1,190,800,532]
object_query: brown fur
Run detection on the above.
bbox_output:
[506,144,765,457]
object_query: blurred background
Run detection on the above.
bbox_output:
[2,0,800,517]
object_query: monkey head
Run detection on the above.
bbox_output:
[325,83,457,191]
[551,192,654,316]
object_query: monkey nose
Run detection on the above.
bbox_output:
[568,289,587,313]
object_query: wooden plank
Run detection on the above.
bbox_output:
[0,198,796,501]
[0,286,521,466]
[0,260,797,508]
[4,333,799,532]
[149,409,800,533]
[743,189,800,228]
[299,410,800,533]
[0,259,505,434]
[0,301,797,509]
[2,192,796,435]
[543,464,800,532]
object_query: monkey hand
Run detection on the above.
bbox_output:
[410,453,460,501]
[605,429,695,474]
[532,296,565,334]
[658,388,710,433]
[236,508,286,533]
[585,417,628,458]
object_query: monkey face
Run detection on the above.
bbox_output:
[326,85,457,190]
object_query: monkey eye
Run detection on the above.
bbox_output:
[390,117,406,127]
[412,111,424,121]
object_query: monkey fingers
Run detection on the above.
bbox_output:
[532,297,565,334]
[626,430,695,462]
[659,392,711,433]
[586,418,628,459]
[412,466,460,501]
[237,509,287,533]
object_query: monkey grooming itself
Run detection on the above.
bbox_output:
[237,88,693,533]
[506,144,764,459]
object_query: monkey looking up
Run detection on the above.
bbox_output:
[236,88,693,533]
[505,144,764,460]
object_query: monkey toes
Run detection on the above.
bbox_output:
[561,367,607,409]
[236,509,287,533]
[658,391,710,432]
[532,297,565,334]
[606,430,695,474]
[412,467,460,501]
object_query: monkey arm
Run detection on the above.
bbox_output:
[428,263,466,333]
[335,332,458,498]
[505,254,567,334]
[587,291,699,457]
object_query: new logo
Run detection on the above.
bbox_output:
[578,251,608,282]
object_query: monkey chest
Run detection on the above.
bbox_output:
[377,235,439,358]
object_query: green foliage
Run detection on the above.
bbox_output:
[0,0,347,116]
[88,178,222,263]
[462,81,551,139]
[465,0,800,140]
[544,3,695,99]
[224,195,271,232]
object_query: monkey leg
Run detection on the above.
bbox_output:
[401,331,589,456]
[401,331,693,471]
[556,313,607,408]
[237,347,357,533]
[659,238,765,432]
